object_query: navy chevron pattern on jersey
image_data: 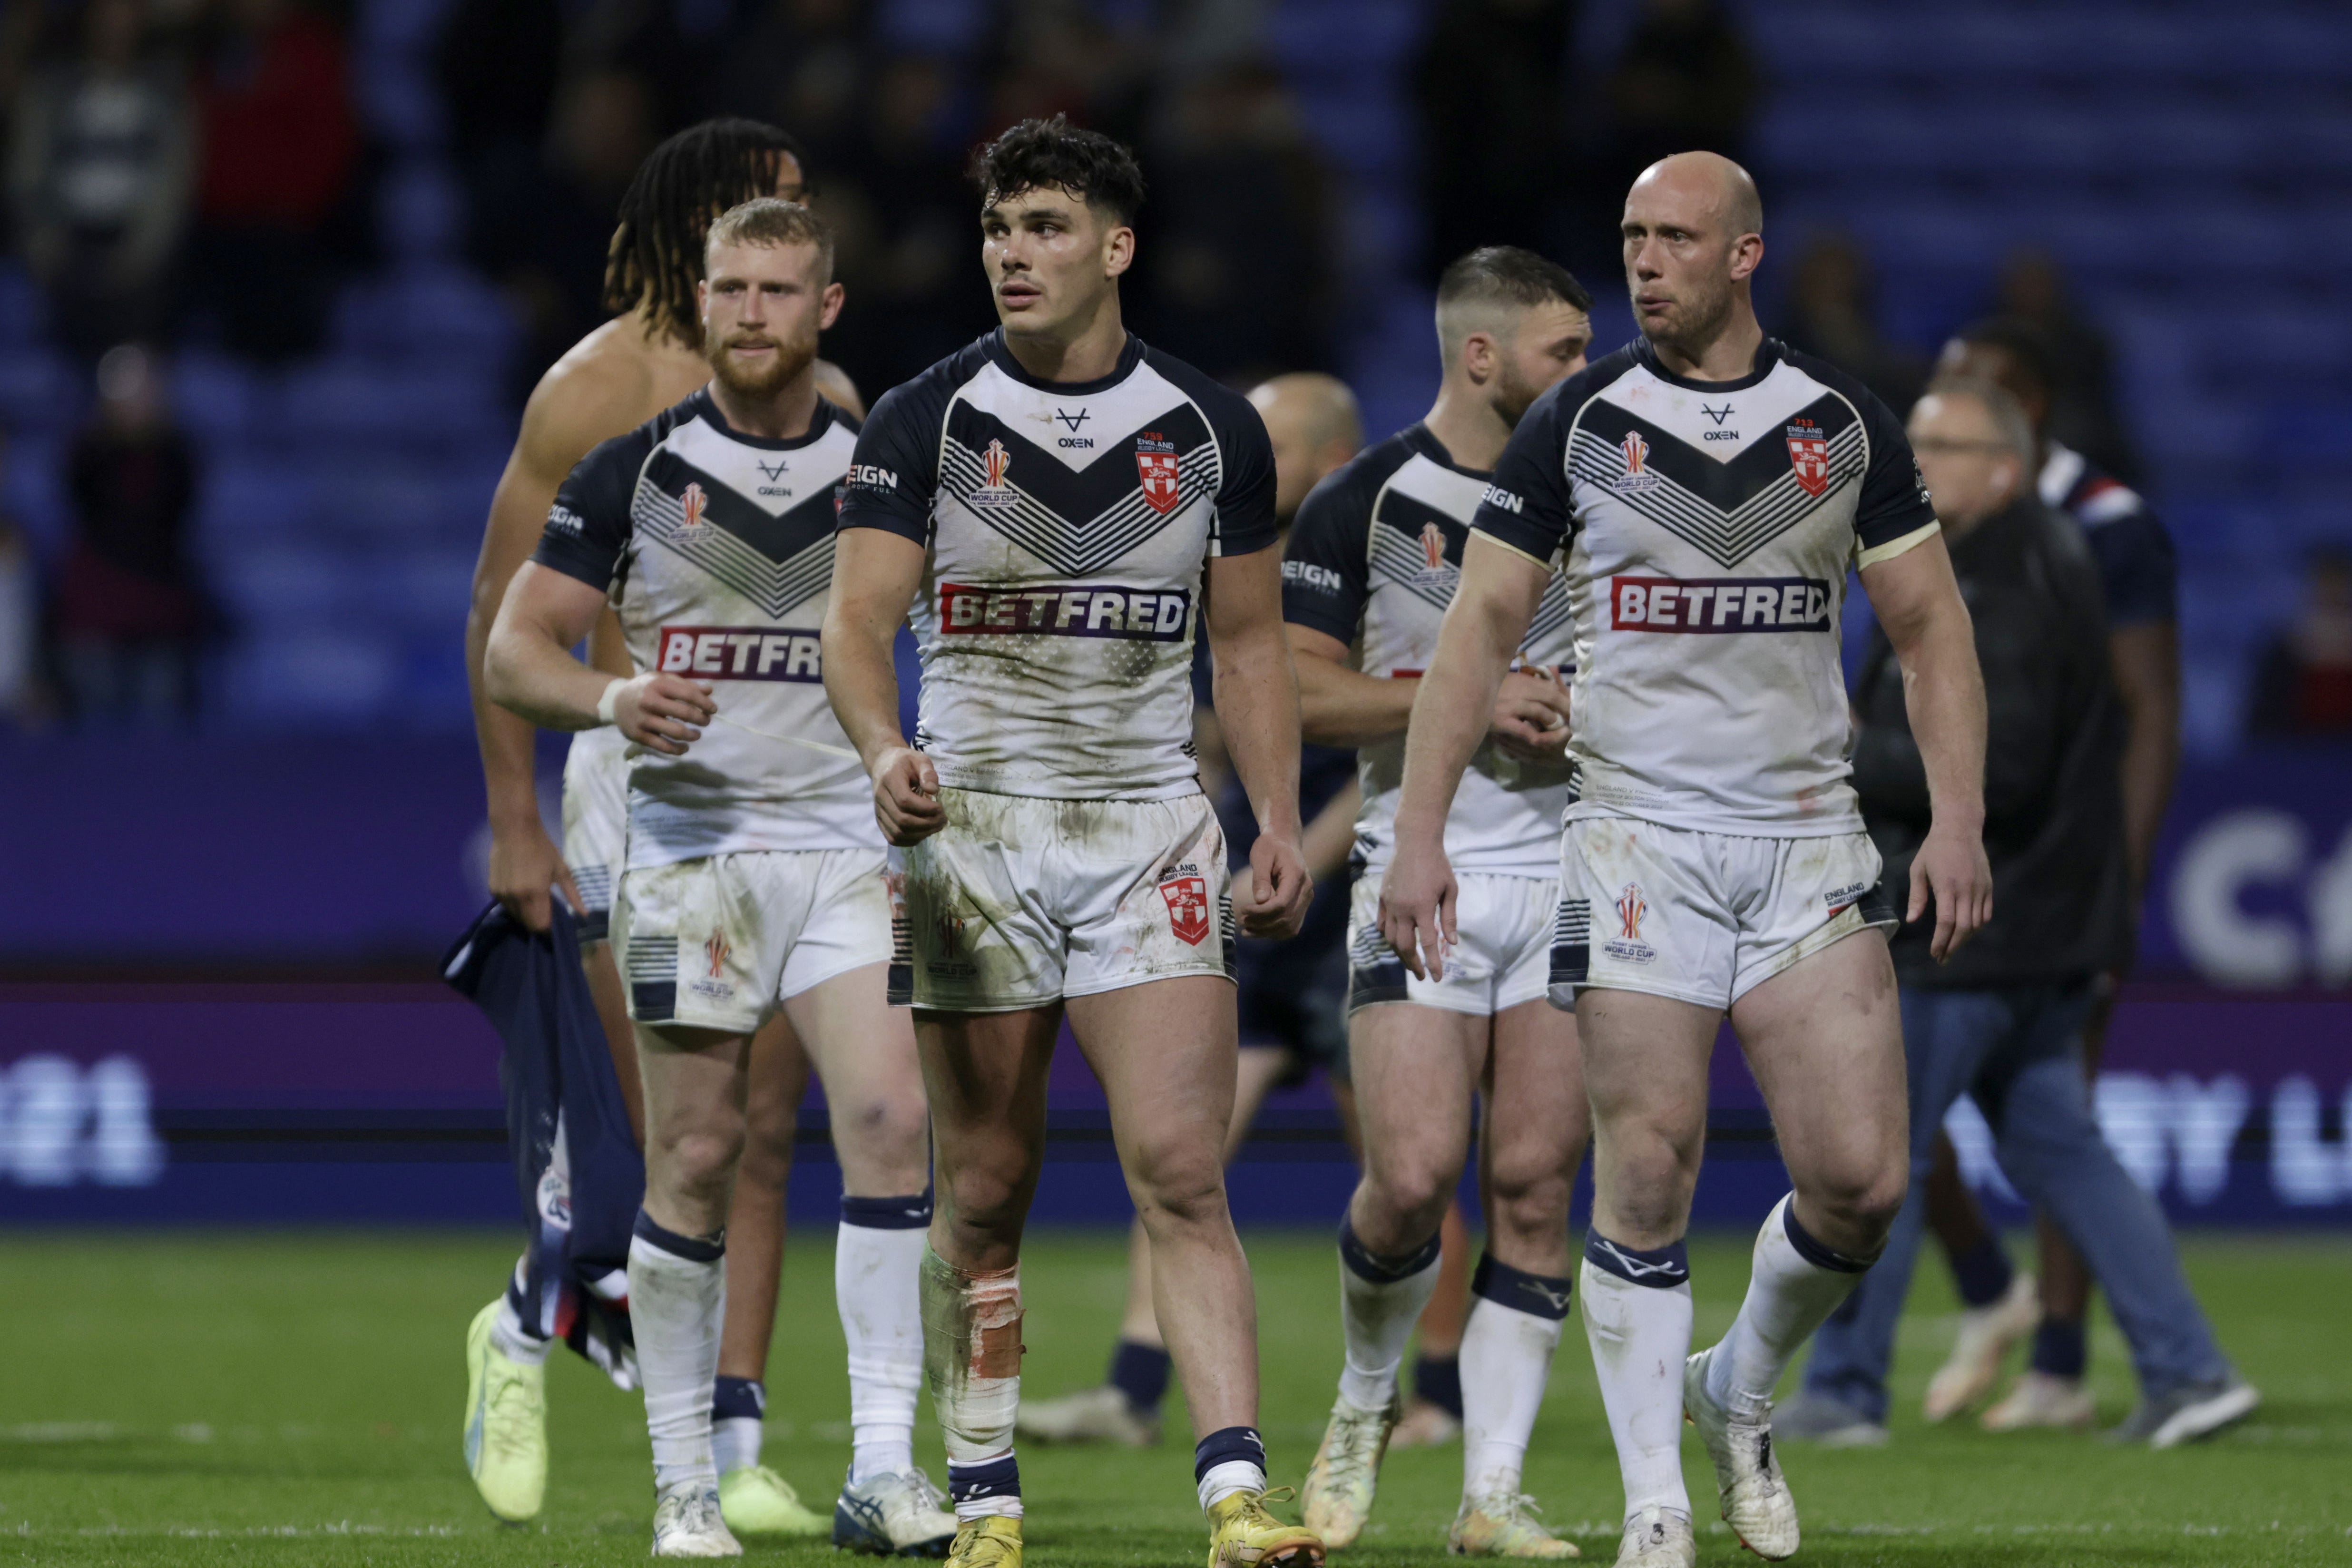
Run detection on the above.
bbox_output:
[940,430,1217,577]
[1569,401,1865,569]
[634,475,839,618]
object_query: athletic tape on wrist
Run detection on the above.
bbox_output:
[595,677,625,727]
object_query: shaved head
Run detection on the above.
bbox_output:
[1249,372,1364,523]
[1633,151,1762,239]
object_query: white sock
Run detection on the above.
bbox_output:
[1336,1215,1444,1411]
[839,1196,931,1483]
[629,1213,728,1494]
[711,1376,764,1475]
[922,1247,1023,1522]
[492,1285,553,1366]
[1460,1255,1571,1501]
[1579,1232,1693,1523]
[1706,1194,1874,1413]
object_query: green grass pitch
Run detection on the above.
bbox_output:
[0,1227,2346,1565]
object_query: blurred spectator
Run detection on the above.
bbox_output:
[186,0,359,364]
[2249,547,2352,738]
[1134,60,1334,382]
[1777,232,1924,416]
[1996,248,2138,483]
[1601,0,1754,217]
[6,0,193,358]
[468,67,659,400]
[53,343,203,726]
[0,432,50,727]
[1414,0,1573,284]
[819,53,994,393]
[715,0,870,164]
[434,0,563,252]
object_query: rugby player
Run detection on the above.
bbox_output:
[1286,246,1594,1559]
[460,121,867,1536]
[1016,371,1369,1452]
[1379,154,1992,1567]
[1907,317,2184,1432]
[486,200,951,1558]
[824,117,1322,1568]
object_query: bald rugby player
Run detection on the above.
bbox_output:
[460,118,866,1537]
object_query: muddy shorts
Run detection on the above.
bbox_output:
[1345,871,1559,1017]
[614,848,891,1033]
[560,725,630,944]
[1549,816,1895,1010]
[892,788,1235,1012]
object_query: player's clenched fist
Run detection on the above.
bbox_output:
[1235,832,1313,941]
[872,745,946,846]
[1490,664,1572,762]
[613,672,716,755]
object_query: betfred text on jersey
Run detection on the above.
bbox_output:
[1609,575,1833,633]
[656,625,824,680]
[940,583,1191,641]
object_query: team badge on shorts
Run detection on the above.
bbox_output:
[1613,430,1662,492]
[1136,431,1181,515]
[1786,421,1831,497]
[1157,861,1211,946]
[690,930,735,1002]
[1600,882,1657,966]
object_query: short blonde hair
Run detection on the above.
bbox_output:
[704,198,834,283]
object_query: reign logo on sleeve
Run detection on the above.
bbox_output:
[939,583,1191,641]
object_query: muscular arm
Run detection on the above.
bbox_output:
[1859,532,1994,959]
[465,359,646,926]
[1290,625,1416,745]
[820,527,942,845]
[2109,620,2181,893]
[1378,536,1550,977]
[486,563,713,752]
[1206,549,1312,939]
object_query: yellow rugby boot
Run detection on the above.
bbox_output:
[1448,1491,1580,1558]
[1207,1487,1324,1568]
[717,1464,828,1536]
[1300,1394,1397,1548]
[946,1514,1023,1568]
[462,1301,546,1522]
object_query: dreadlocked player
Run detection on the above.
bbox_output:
[461,119,883,1539]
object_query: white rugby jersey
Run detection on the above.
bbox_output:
[533,388,878,867]
[838,329,1276,800]
[1283,423,1576,877]
[1474,338,1940,837]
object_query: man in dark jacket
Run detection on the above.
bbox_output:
[1780,376,2256,1450]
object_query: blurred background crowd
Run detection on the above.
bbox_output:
[0,0,2343,751]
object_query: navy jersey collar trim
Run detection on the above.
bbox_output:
[1630,334,1784,395]
[690,386,842,451]
[984,327,1146,394]
[1401,421,1494,481]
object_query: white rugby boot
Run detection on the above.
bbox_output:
[1610,1506,1694,1568]
[1683,1346,1798,1560]
[652,1482,743,1557]
[1300,1391,1400,1548]
[1922,1273,2038,1422]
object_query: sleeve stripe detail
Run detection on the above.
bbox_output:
[1469,528,1556,570]
[1857,519,1940,568]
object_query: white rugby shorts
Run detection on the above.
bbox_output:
[1346,872,1558,1018]
[894,788,1235,1011]
[614,848,892,1033]
[1550,817,1895,1010]
[560,726,630,944]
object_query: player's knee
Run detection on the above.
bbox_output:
[835,1085,931,1169]
[1363,1152,1455,1238]
[1128,1144,1229,1233]
[1487,1156,1574,1241]
[1810,1161,1907,1246]
[654,1123,744,1204]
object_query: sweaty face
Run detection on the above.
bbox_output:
[1908,392,2020,530]
[1491,302,1593,427]
[980,186,1128,341]
[700,239,834,399]
[1622,173,1742,356]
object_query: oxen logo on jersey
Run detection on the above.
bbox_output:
[970,439,1019,508]
[680,482,708,529]
[1601,883,1657,967]
[1786,420,1831,497]
[1158,862,1211,946]
[1135,430,1181,516]
[1614,430,1661,492]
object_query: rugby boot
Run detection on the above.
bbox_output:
[653,1482,743,1557]
[945,1515,1023,1568]
[1448,1491,1580,1558]
[462,1301,547,1522]
[1922,1273,2038,1422]
[1683,1345,1798,1560]
[1300,1392,1399,1548]
[718,1463,828,1536]
[834,1467,960,1556]
[1207,1487,1323,1568]
[1980,1370,2096,1432]
[1610,1507,1694,1568]
[1014,1383,1161,1447]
